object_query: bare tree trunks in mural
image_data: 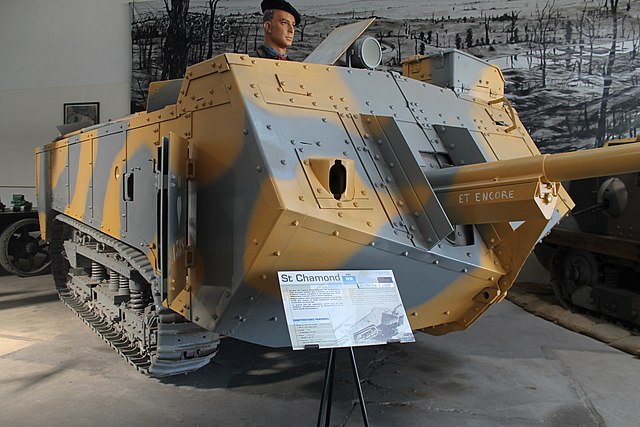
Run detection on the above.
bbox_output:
[597,0,619,147]
[162,0,190,80]
[130,0,640,153]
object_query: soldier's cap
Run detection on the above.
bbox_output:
[261,0,301,26]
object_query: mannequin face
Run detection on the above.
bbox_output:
[264,9,296,54]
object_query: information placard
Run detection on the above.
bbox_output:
[278,270,415,350]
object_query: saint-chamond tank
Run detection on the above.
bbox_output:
[36,19,640,375]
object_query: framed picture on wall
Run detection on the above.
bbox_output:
[64,102,100,125]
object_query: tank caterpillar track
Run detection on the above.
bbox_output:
[50,214,219,376]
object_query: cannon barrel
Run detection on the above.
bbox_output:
[426,143,640,225]
[427,143,640,189]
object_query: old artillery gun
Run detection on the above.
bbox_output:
[0,194,50,277]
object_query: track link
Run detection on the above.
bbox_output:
[59,289,153,372]
[50,214,219,376]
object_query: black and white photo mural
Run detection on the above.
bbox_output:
[131,0,640,152]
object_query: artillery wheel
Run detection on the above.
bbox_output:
[549,248,598,309]
[0,218,51,277]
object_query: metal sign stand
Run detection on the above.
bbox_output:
[278,270,414,427]
[316,347,370,427]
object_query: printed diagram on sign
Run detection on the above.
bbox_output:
[348,305,406,344]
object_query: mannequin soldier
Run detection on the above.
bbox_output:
[255,0,301,60]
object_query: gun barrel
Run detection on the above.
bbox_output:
[427,143,640,189]
[543,143,640,182]
[425,143,640,225]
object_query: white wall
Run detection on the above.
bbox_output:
[0,0,132,205]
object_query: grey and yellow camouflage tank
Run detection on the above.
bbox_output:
[36,20,640,375]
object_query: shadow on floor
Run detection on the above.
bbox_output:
[0,292,59,311]
[160,337,329,393]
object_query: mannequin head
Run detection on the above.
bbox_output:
[263,8,296,55]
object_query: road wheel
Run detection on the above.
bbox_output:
[550,248,598,309]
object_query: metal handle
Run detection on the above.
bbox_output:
[123,172,134,201]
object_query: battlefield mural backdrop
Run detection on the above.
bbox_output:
[131,0,640,153]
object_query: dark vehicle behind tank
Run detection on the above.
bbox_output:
[535,138,640,327]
